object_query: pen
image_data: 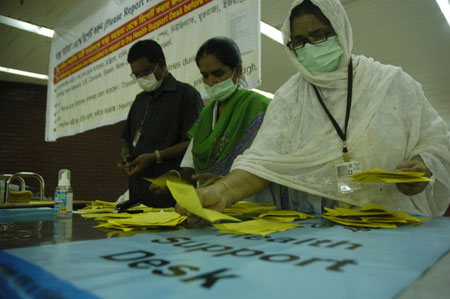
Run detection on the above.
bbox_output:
[118,209,144,214]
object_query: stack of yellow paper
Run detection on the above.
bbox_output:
[351,168,432,183]
[78,200,167,215]
[93,211,187,231]
[77,201,186,234]
[89,200,116,208]
[8,190,33,203]
[256,210,314,223]
[167,181,308,235]
[323,204,425,228]
[83,213,135,220]
[223,201,277,216]
[214,219,300,236]
[77,200,118,214]
[81,184,312,236]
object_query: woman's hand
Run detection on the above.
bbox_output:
[175,183,234,226]
[197,184,232,211]
[396,156,432,196]
[192,172,222,188]
[124,153,156,176]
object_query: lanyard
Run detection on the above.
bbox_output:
[312,59,353,162]
[132,98,151,148]
[132,81,164,148]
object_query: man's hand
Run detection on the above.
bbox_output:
[148,173,179,194]
[148,182,169,195]
[124,153,156,176]
[396,156,432,196]
[117,147,131,171]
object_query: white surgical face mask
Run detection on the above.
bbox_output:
[136,72,162,92]
[204,70,238,102]
[295,36,344,73]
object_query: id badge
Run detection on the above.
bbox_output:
[132,127,142,148]
[335,160,362,193]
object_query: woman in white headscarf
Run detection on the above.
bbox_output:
[177,0,450,224]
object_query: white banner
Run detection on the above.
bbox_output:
[46,0,261,141]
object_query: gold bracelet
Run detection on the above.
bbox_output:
[216,180,236,202]
[154,150,163,164]
[169,169,181,180]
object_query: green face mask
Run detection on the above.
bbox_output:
[204,70,238,102]
[295,36,344,73]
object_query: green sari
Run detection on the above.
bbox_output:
[188,89,270,175]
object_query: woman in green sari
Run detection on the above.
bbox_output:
[153,36,270,189]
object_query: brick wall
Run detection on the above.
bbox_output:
[0,80,128,202]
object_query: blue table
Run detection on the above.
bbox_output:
[1,209,449,298]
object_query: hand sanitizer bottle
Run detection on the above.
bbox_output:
[54,169,73,214]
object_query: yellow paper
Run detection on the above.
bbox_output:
[392,212,424,224]
[354,176,432,183]
[113,212,185,226]
[144,177,169,187]
[351,168,432,183]
[223,201,277,216]
[259,210,313,219]
[166,180,240,223]
[93,211,187,231]
[78,207,117,214]
[8,190,33,203]
[324,207,389,217]
[82,213,133,219]
[144,176,189,188]
[90,200,116,207]
[322,215,398,228]
[359,203,389,212]
[254,216,298,223]
[323,203,426,228]
[352,168,425,177]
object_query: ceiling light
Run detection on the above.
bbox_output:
[0,15,54,38]
[0,66,49,80]
[260,21,283,45]
[436,0,450,26]
[252,88,274,99]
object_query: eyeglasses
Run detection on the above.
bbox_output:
[287,30,336,51]
[130,64,157,80]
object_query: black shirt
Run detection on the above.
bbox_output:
[121,74,203,207]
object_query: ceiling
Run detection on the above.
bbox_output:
[1,0,450,126]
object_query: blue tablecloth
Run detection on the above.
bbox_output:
[1,216,449,298]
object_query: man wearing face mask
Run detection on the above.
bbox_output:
[118,39,203,209]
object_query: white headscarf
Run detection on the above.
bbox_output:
[232,0,450,216]
[282,0,353,89]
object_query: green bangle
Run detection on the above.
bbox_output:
[216,180,236,203]
[169,169,181,180]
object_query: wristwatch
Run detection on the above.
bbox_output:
[154,149,163,164]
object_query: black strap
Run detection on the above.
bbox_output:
[312,59,353,158]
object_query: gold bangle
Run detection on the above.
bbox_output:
[169,169,181,180]
[155,150,163,164]
[216,180,236,201]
